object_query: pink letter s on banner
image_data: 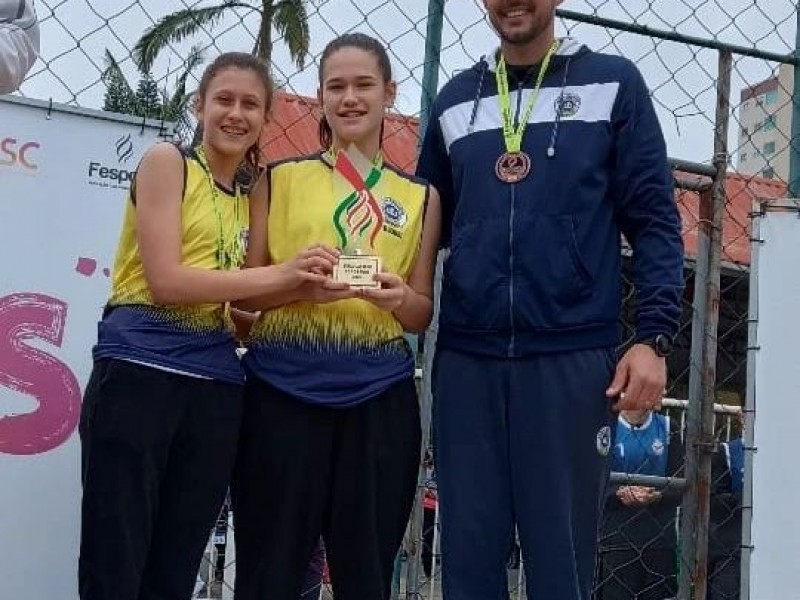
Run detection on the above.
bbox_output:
[0,293,81,455]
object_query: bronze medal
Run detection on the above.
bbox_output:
[495,151,531,183]
[494,40,559,186]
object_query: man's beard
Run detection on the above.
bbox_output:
[499,22,547,45]
[488,6,552,46]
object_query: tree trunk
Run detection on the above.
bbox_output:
[255,0,274,67]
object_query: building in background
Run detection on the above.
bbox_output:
[737,63,794,182]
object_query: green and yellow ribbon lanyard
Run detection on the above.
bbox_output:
[194,145,247,271]
[493,39,559,183]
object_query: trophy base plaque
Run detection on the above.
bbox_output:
[333,255,382,289]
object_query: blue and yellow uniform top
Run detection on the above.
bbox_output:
[245,151,429,407]
[93,146,249,384]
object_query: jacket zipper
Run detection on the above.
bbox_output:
[508,80,524,358]
[509,184,516,357]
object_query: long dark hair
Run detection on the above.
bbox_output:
[195,52,273,184]
[317,33,392,149]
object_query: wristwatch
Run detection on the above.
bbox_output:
[640,334,673,358]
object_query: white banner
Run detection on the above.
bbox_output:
[0,96,167,599]
[748,203,800,600]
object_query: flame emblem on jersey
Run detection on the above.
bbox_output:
[336,188,384,250]
[332,150,384,250]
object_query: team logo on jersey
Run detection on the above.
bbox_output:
[382,197,407,228]
[596,425,611,457]
[651,438,665,456]
[380,197,407,239]
[555,93,581,119]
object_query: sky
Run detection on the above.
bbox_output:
[15,0,800,165]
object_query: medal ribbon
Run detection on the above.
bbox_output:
[194,145,246,271]
[329,149,384,250]
[495,40,559,154]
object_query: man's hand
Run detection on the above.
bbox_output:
[618,486,661,506]
[635,487,662,505]
[606,343,666,412]
[616,486,637,506]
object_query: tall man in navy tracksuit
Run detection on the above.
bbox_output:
[416,1,684,598]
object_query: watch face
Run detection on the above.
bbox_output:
[655,335,672,356]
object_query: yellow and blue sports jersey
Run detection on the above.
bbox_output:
[245,152,429,407]
[93,146,249,384]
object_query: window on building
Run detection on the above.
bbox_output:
[741,152,747,162]
[763,141,776,155]
[762,167,775,179]
[765,90,779,105]
[763,115,777,131]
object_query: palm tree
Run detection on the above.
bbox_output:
[133,0,310,75]
[102,47,204,139]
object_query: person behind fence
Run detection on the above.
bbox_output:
[707,425,745,600]
[415,0,685,597]
[0,0,40,93]
[299,539,328,599]
[78,52,340,600]
[595,408,684,600]
[422,449,438,580]
[231,32,441,600]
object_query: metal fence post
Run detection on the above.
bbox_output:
[790,7,800,197]
[418,0,445,139]
[678,49,732,600]
[401,2,445,598]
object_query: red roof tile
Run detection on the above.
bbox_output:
[678,172,786,266]
[260,90,420,172]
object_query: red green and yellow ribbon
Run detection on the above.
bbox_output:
[330,149,384,251]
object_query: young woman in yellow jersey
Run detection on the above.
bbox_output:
[78,52,339,600]
[231,33,441,600]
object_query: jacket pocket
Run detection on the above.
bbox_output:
[440,220,509,332]
[514,215,596,329]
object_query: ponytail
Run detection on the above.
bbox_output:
[319,114,333,149]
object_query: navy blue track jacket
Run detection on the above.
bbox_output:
[417,38,685,357]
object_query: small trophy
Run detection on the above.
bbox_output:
[330,144,384,290]
[333,248,382,289]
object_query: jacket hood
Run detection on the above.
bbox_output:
[483,37,588,73]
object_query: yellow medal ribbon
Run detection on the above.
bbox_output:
[495,40,559,154]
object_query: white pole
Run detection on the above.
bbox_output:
[429,500,440,599]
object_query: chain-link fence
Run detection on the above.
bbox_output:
[10,0,800,598]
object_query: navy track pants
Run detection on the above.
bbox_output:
[433,347,616,600]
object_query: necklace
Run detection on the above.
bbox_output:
[194,145,246,270]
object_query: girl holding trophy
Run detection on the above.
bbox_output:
[232,33,440,600]
[79,53,338,600]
